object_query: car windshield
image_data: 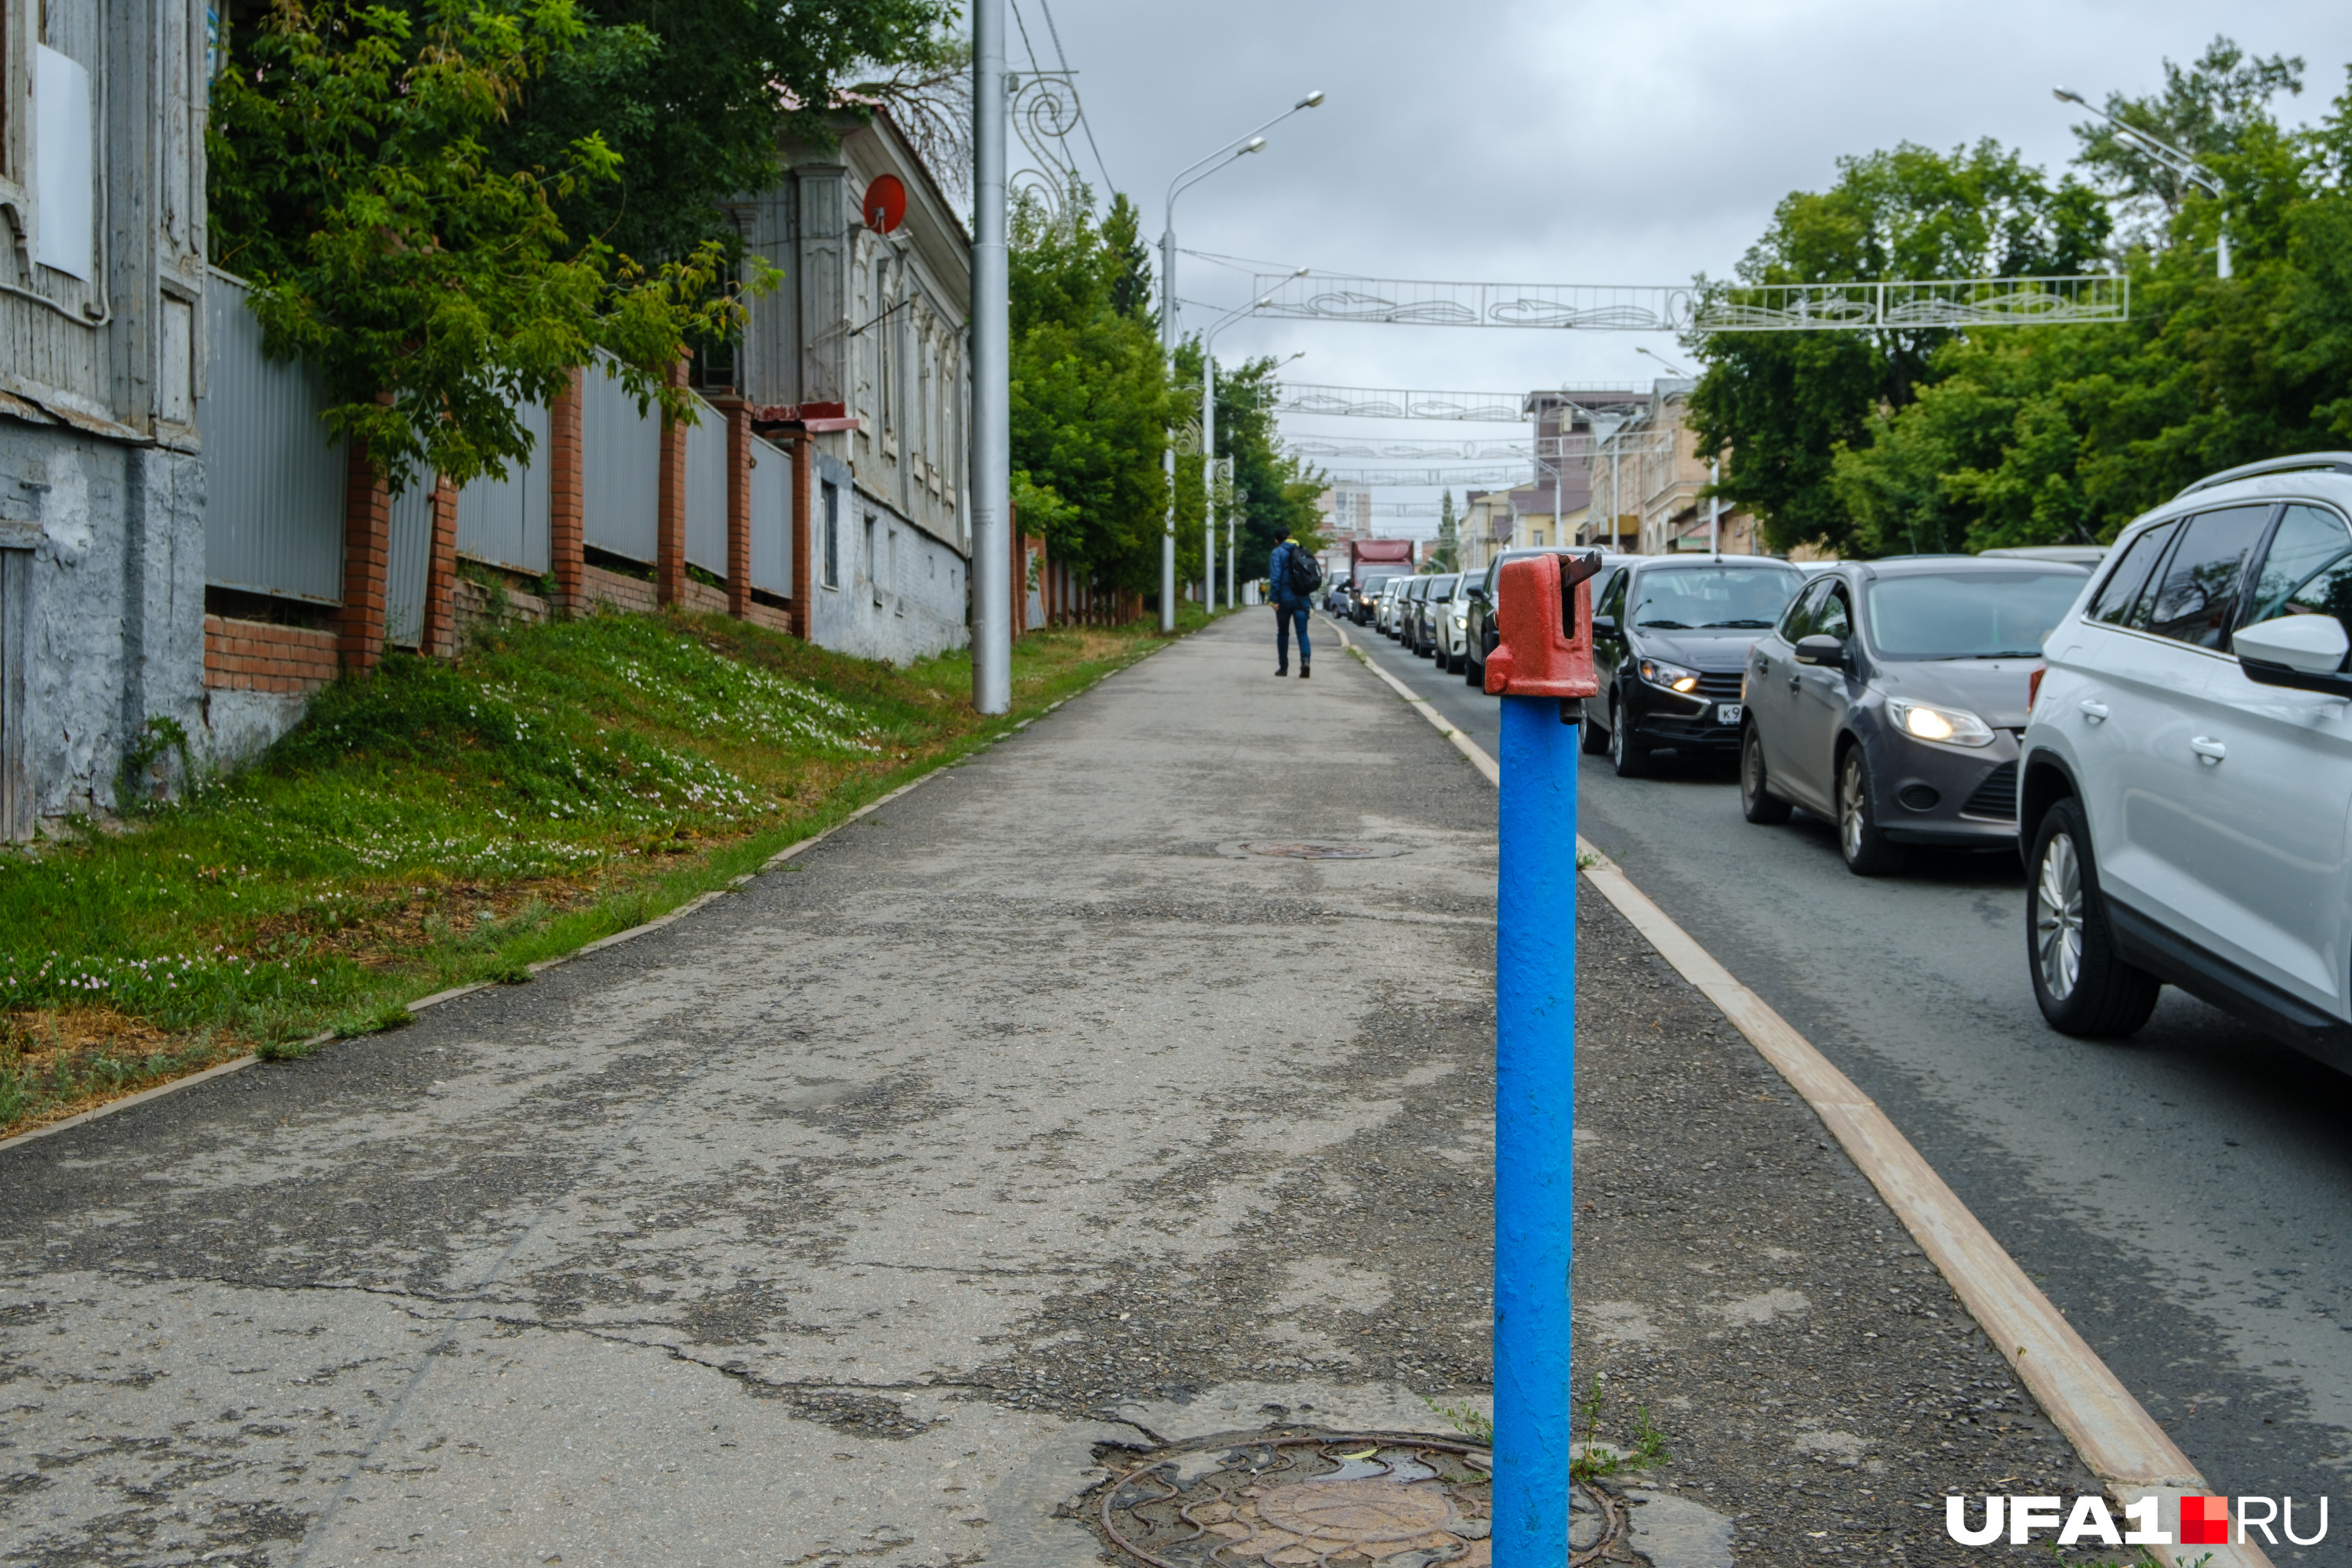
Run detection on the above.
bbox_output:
[1427,575,1458,595]
[1864,571,2087,659]
[1628,567,1803,630]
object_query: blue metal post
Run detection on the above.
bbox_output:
[1494,692,1577,1563]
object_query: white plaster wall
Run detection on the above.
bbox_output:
[804,456,969,666]
[2,422,208,822]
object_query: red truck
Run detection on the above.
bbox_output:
[1343,539,1418,625]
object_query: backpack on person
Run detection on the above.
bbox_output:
[1282,544,1324,599]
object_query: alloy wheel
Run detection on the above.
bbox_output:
[1743,731,1765,808]
[1839,752,1866,862]
[2036,831,2085,1001]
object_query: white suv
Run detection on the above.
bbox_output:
[2020,453,2352,1062]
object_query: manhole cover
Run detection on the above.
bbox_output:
[1094,1430,1624,1566]
[1226,841,1406,860]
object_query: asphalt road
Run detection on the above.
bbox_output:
[1330,608,2352,1526]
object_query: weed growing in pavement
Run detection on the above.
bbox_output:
[1425,1397,1494,1446]
[0,605,1200,1135]
[1569,1382,1670,1481]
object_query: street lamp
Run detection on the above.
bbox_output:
[1199,276,1305,609]
[1157,90,1326,629]
[2054,85,2228,278]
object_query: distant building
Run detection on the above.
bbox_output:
[1316,485,1373,543]
[1577,380,1760,555]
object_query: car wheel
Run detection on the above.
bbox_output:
[1608,697,1647,778]
[1835,746,1904,876]
[2027,797,2161,1037]
[1465,652,1483,688]
[1579,699,1609,755]
[1740,724,1792,824]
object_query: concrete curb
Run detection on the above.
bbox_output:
[1330,612,2270,1566]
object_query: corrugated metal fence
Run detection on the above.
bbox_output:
[198,271,347,606]
[202,280,759,637]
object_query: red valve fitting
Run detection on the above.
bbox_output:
[1483,551,1606,699]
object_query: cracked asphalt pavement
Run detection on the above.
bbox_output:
[0,612,2134,1565]
[0,618,1506,1566]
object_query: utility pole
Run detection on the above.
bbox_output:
[969,0,1010,710]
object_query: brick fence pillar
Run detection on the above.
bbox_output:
[720,397,752,619]
[339,436,390,676]
[789,433,813,640]
[656,359,689,608]
[549,366,586,615]
[419,474,459,657]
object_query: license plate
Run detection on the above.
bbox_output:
[1717,702,1743,725]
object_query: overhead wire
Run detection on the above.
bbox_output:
[1035,0,1117,197]
[1006,0,1119,203]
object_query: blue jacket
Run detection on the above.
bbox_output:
[1269,542,1308,604]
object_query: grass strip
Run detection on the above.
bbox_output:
[0,603,1220,1136]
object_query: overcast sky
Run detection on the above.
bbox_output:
[1006,0,2352,521]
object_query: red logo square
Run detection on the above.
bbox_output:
[2181,1495,2230,1545]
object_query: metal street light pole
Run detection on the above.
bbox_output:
[969,0,1010,711]
[1160,91,1324,629]
[1200,281,1305,611]
[2054,86,2229,278]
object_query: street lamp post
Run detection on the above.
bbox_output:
[2054,86,2229,278]
[969,0,1010,711]
[1160,91,1324,629]
[1199,283,1304,611]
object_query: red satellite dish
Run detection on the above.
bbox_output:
[862,175,908,235]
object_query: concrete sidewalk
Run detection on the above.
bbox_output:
[0,614,1508,1566]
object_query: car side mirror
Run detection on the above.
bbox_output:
[1793,633,1847,668]
[2237,614,2352,696]
[1590,612,1617,637]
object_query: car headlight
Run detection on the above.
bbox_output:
[1637,657,1701,695]
[1887,696,1995,747]
[1452,614,1467,628]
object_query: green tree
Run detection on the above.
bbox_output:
[2069,35,2303,258]
[486,0,959,270]
[1207,353,1324,577]
[1010,187,1172,594]
[209,0,753,492]
[1686,140,2109,555]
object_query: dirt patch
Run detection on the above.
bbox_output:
[1571,889,2109,1563]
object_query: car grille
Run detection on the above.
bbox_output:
[1693,672,1744,701]
[1960,761,2018,821]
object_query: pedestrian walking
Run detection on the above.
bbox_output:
[1269,528,1322,678]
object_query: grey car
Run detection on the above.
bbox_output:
[1739,557,2091,876]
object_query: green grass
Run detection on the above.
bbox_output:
[0,602,1211,1134]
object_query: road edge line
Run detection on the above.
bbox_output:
[1336,611,2263,1562]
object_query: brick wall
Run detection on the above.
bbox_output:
[582,564,659,615]
[743,600,795,637]
[204,616,340,695]
[452,575,551,630]
[678,578,729,616]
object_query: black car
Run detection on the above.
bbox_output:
[1740,556,2091,875]
[1580,557,1808,775]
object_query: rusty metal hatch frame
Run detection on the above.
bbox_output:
[1092,1428,1624,1566]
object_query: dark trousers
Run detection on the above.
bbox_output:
[1274,601,1311,670]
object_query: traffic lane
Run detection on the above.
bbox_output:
[1326,613,1500,760]
[1341,607,2352,1513]
[1573,748,2352,1519]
